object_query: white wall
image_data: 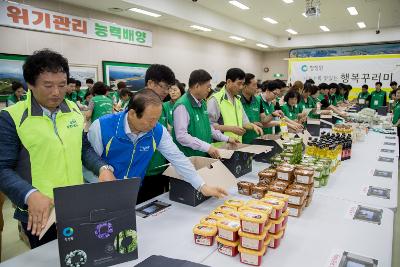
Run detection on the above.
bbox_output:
[0,0,264,86]
[261,50,290,82]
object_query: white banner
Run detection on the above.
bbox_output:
[0,1,152,47]
[289,55,400,99]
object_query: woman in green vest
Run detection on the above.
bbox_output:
[164,80,185,132]
[370,81,387,110]
[335,84,347,105]
[241,73,267,144]
[328,83,338,106]
[258,80,284,135]
[281,89,303,121]
[299,83,318,120]
[357,84,370,107]
[114,88,133,112]
[7,81,26,107]
[86,81,113,122]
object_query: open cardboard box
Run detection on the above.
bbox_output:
[217,143,272,177]
[252,135,283,163]
[163,156,237,207]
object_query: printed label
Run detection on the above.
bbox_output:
[313,171,320,178]
[242,221,259,234]
[278,172,289,180]
[297,175,311,184]
[315,180,320,187]
[288,207,299,217]
[288,195,301,205]
[218,243,233,256]
[241,252,259,265]
[195,236,211,246]
[242,236,261,250]
[218,228,234,241]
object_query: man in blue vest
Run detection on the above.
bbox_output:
[87,89,228,203]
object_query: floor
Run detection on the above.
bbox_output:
[1,170,400,265]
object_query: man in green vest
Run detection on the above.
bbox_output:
[0,49,115,249]
[173,69,238,158]
[143,64,176,202]
[75,80,87,102]
[86,81,114,122]
[370,81,387,110]
[65,78,77,102]
[241,74,279,143]
[207,68,263,143]
[357,84,370,107]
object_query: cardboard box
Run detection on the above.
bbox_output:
[251,135,283,163]
[320,114,333,129]
[306,118,320,137]
[163,157,237,207]
[218,144,272,177]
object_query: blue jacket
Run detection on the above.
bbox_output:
[99,111,163,180]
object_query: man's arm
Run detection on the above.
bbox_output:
[0,111,35,208]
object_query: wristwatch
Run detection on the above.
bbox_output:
[100,165,114,173]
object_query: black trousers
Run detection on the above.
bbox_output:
[21,221,57,249]
[137,174,170,204]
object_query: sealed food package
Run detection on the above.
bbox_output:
[285,188,307,206]
[239,211,268,235]
[217,219,241,242]
[238,227,268,251]
[216,236,239,257]
[224,199,244,210]
[259,196,285,219]
[238,245,267,266]
[200,216,219,227]
[237,181,254,196]
[265,192,289,212]
[251,185,268,199]
[193,224,217,246]
[294,168,314,184]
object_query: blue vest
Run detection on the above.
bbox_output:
[99,111,163,180]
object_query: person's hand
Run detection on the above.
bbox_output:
[207,146,221,159]
[27,191,54,236]
[252,123,263,136]
[254,122,263,127]
[227,137,240,144]
[200,184,228,198]
[230,126,246,136]
[272,110,284,118]
[99,168,116,182]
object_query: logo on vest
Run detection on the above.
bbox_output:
[252,108,258,112]
[67,119,78,129]
[196,114,200,121]
[139,146,150,152]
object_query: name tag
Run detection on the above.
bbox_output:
[359,99,365,104]
[374,100,379,106]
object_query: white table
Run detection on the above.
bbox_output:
[1,132,396,267]
[312,132,399,210]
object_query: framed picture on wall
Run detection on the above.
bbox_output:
[102,61,150,92]
[69,64,98,88]
[0,53,28,101]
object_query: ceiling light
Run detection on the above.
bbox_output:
[286,29,298,35]
[228,1,250,10]
[263,17,278,24]
[128,7,161,17]
[256,43,268,48]
[282,0,294,3]
[320,26,330,32]
[229,36,245,41]
[357,22,366,28]
[347,7,358,16]
[190,25,212,32]
[302,12,308,18]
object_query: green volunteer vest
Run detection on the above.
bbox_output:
[213,87,244,142]
[241,94,261,144]
[370,90,386,109]
[281,103,301,120]
[329,94,337,106]
[258,95,275,135]
[335,94,345,104]
[77,89,87,102]
[91,95,113,122]
[146,104,168,176]
[7,93,26,105]
[5,91,84,199]
[163,101,175,126]
[392,101,400,125]
[172,93,212,157]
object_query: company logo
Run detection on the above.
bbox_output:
[301,65,308,72]
[67,119,78,129]
[63,227,74,237]
[139,146,150,152]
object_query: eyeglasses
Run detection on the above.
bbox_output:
[158,82,171,91]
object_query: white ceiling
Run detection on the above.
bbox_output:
[56,0,400,51]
